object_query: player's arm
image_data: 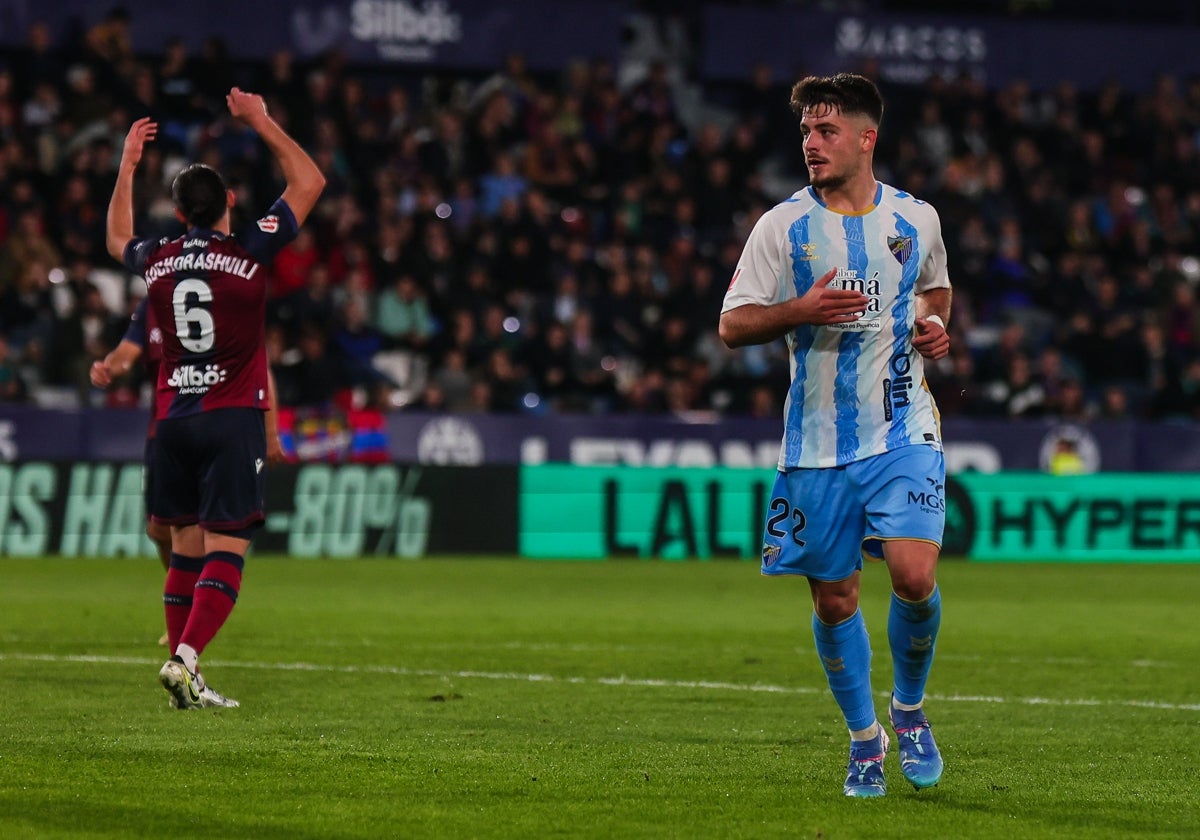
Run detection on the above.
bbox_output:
[90,339,143,388]
[225,87,325,226]
[912,287,952,361]
[915,287,952,326]
[719,268,869,348]
[912,218,953,361]
[106,118,157,262]
[265,366,286,464]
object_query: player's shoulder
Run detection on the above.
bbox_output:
[876,182,942,223]
[755,188,822,230]
[129,234,180,271]
[136,234,176,256]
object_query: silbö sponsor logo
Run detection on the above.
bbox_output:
[167,364,228,395]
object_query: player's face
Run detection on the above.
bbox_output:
[800,105,873,191]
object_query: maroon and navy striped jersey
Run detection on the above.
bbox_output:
[124,198,298,420]
[121,295,165,436]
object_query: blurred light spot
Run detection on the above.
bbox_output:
[1180,256,1200,279]
[503,316,520,333]
[601,355,618,372]
[523,393,541,409]
[435,202,452,219]
[1124,186,1146,206]
[48,268,66,284]
[561,207,581,224]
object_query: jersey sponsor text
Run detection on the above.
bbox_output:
[166,363,229,395]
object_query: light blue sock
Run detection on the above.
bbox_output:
[888,586,941,707]
[812,609,875,732]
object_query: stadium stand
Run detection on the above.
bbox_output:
[2,2,1200,423]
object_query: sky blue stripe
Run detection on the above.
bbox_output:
[835,215,866,464]
[887,213,921,449]
[785,215,816,465]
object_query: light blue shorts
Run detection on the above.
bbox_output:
[760,444,945,581]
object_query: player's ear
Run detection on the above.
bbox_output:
[174,207,187,224]
[860,127,877,153]
[226,188,237,208]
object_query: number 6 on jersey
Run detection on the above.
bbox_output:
[173,278,215,353]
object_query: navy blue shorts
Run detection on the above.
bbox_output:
[143,435,165,521]
[150,408,266,535]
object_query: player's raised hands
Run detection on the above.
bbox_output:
[226,87,268,124]
[120,117,157,170]
[791,267,870,325]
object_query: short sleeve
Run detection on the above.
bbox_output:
[916,209,951,293]
[238,198,300,264]
[123,237,166,275]
[722,211,786,313]
[122,296,149,347]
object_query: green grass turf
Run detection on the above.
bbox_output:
[1,556,1198,839]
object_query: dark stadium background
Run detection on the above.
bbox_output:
[3,0,1200,560]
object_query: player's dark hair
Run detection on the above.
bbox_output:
[789,73,884,126]
[171,163,228,228]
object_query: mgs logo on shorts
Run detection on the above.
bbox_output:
[908,478,945,514]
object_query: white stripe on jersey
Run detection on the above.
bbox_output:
[722,182,950,469]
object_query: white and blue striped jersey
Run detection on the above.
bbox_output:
[722,182,950,469]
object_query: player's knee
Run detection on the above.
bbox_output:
[812,591,858,624]
[146,520,171,547]
[891,571,936,603]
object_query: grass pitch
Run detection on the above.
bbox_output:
[1,556,1198,839]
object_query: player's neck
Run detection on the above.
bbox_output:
[186,217,232,235]
[815,174,878,214]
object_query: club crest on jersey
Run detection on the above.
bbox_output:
[257,215,280,233]
[798,242,818,261]
[762,543,782,566]
[149,327,163,345]
[888,235,913,265]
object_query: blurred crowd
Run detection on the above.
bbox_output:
[3,9,1200,422]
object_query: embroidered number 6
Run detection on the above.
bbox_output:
[172,278,215,353]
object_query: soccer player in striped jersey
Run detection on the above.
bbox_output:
[107,88,324,710]
[720,73,951,797]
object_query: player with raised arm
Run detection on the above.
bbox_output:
[107,88,324,709]
[720,74,952,797]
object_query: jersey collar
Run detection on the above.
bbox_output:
[807,182,882,216]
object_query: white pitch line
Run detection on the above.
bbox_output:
[3,652,1199,712]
